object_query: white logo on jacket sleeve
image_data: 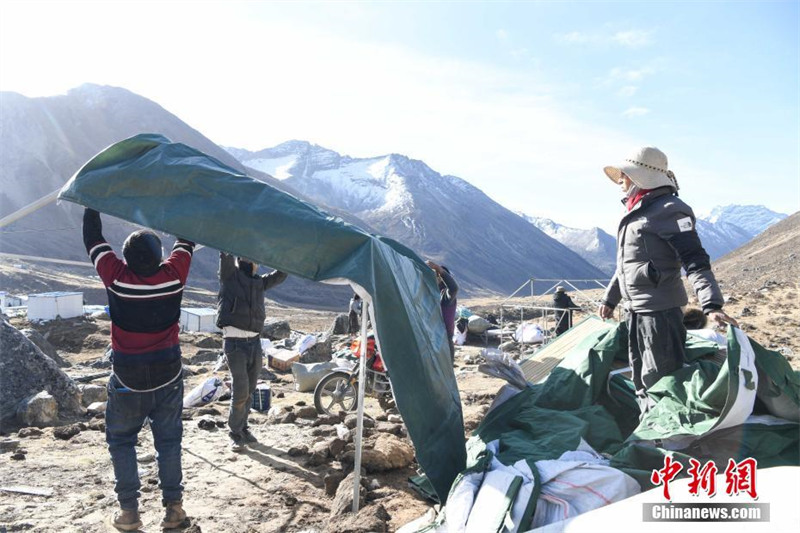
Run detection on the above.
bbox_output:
[677,216,693,232]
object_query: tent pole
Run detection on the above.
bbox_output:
[352,300,369,513]
[0,188,60,229]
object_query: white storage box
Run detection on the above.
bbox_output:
[180,307,220,333]
[26,292,84,321]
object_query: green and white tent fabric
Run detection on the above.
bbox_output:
[409,320,799,532]
[57,133,466,501]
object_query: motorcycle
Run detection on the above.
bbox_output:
[313,334,395,416]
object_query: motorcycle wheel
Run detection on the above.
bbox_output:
[314,371,358,416]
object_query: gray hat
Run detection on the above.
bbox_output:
[603,147,679,191]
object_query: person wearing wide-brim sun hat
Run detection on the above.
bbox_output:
[597,146,738,416]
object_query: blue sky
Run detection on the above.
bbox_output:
[1,1,797,233]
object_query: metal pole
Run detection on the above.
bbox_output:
[351,300,369,513]
[0,188,60,229]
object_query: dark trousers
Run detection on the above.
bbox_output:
[105,374,184,510]
[555,309,572,335]
[348,310,360,334]
[627,307,687,414]
[224,336,263,435]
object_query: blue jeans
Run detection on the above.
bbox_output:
[105,373,184,510]
[224,336,263,435]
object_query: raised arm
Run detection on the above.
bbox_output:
[262,270,288,290]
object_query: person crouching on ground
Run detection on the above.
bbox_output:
[597,147,738,416]
[83,208,194,531]
[215,253,287,452]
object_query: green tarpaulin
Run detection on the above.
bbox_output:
[58,133,466,500]
[440,323,799,531]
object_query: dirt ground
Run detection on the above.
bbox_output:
[0,307,505,533]
[1,274,797,532]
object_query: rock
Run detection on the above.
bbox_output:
[341,434,415,472]
[16,391,58,428]
[301,334,333,364]
[267,406,297,424]
[0,439,20,452]
[741,307,755,317]
[463,351,483,364]
[498,341,516,352]
[328,437,346,458]
[335,424,353,442]
[53,424,81,440]
[328,503,391,532]
[215,420,226,428]
[312,414,343,427]
[368,479,381,490]
[197,418,216,430]
[262,320,291,340]
[194,336,221,349]
[306,441,331,466]
[275,391,285,399]
[310,426,338,437]
[88,419,105,432]
[329,472,367,517]
[375,413,388,422]
[1,320,82,427]
[295,400,307,407]
[330,314,350,335]
[138,453,156,464]
[375,422,403,436]
[20,329,70,367]
[190,350,220,364]
[197,407,221,416]
[79,384,107,406]
[11,451,26,461]
[344,414,375,430]
[296,406,318,419]
[386,415,402,424]
[287,445,308,457]
[89,349,113,369]
[324,470,346,496]
[17,427,43,438]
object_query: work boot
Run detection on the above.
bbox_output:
[229,432,245,452]
[111,508,142,531]
[242,427,258,444]
[161,501,187,529]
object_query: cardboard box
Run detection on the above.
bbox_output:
[270,349,300,372]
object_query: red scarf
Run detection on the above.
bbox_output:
[626,188,651,211]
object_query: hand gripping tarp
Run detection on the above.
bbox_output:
[58,133,466,499]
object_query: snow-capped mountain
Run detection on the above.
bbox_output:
[0,86,358,308]
[521,215,617,276]
[228,142,608,294]
[701,205,788,237]
[518,204,790,274]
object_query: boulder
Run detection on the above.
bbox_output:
[262,320,291,340]
[330,472,367,517]
[53,424,82,440]
[16,391,58,427]
[87,401,106,415]
[344,414,375,430]
[189,350,220,364]
[194,336,221,349]
[324,470,346,496]
[330,314,350,335]
[306,441,330,466]
[341,434,415,472]
[295,406,318,419]
[267,406,296,424]
[300,334,333,364]
[328,437,346,458]
[328,503,390,532]
[1,319,82,428]
[79,384,107,406]
[20,329,70,367]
